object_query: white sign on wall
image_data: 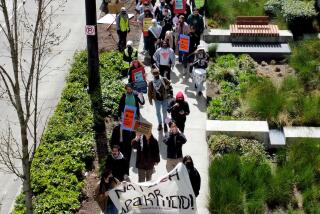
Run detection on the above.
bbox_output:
[109,163,198,214]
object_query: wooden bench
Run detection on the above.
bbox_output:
[236,16,269,25]
[230,16,279,37]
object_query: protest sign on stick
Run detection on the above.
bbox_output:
[121,105,137,131]
[109,163,197,213]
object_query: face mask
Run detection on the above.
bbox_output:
[185,162,193,169]
[161,2,165,6]
[154,75,160,79]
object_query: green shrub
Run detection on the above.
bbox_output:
[12,51,125,213]
[266,166,294,209]
[206,0,266,27]
[289,39,320,89]
[245,78,284,122]
[303,186,320,213]
[300,94,320,126]
[208,135,267,162]
[281,0,317,22]
[209,154,244,214]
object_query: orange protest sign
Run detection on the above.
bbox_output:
[121,106,137,131]
[179,34,190,53]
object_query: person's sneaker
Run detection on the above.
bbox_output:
[164,124,168,132]
[157,124,163,131]
[195,83,197,89]
[198,91,202,96]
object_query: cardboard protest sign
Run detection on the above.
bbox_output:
[134,120,152,135]
[179,34,190,53]
[109,163,197,213]
[174,0,186,14]
[121,105,137,131]
[143,18,152,33]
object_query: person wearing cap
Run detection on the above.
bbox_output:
[163,121,187,172]
[148,19,162,63]
[148,65,172,132]
[153,40,175,80]
[191,45,209,96]
[167,91,190,133]
[123,41,138,65]
[118,83,145,121]
[116,7,130,52]
[187,8,204,39]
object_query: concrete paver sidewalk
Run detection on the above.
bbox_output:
[128,35,209,214]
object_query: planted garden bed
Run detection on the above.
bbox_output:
[207,39,320,127]
[208,134,320,213]
[12,51,126,213]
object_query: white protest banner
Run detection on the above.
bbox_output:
[109,163,197,214]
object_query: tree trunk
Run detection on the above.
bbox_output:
[21,124,33,214]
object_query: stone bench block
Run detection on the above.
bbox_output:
[206,120,269,144]
[284,127,320,144]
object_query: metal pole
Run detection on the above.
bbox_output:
[85,0,99,94]
[85,0,108,161]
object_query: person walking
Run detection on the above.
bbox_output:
[128,60,145,84]
[167,91,190,133]
[148,66,173,132]
[131,132,160,182]
[137,7,154,54]
[183,155,201,197]
[116,7,130,51]
[163,121,187,172]
[110,122,136,163]
[187,8,204,40]
[123,41,138,66]
[105,145,129,182]
[118,83,145,120]
[153,40,175,80]
[148,19,162,63]
[94,169,119,214]
[175,15,190,72]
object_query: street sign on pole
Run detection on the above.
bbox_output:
[85,25,96,36]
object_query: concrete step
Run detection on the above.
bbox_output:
[269,129,286,148]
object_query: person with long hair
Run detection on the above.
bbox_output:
[183,155,201,197]
[94,169,120,214]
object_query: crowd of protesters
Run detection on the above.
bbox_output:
[95,1,208,213]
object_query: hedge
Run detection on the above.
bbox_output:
[12,51,125,213]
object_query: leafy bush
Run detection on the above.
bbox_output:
[12,51,125,213]
[281,0,317,22]
[207,54,257,120]
[208,135,268,162]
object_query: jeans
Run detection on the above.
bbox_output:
[138,168,153,182]
[105,202,117,214]
[155,99,168,125]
